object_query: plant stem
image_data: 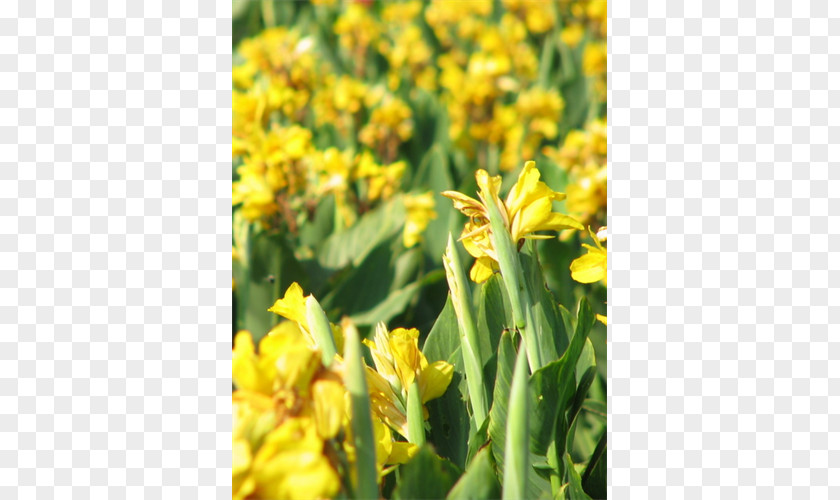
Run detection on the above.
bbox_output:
[443,234,488,427]
[483,192,543,371]
[343,323,379,499]
[406,379,426,446]
[502,342,530,500]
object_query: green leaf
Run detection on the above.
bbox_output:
[317,197,405,271]
[233,226,306,344]
[520,241,567,360]
[465,416,490,467]
[486,331,553,498]
[566,339,597,453]
[564,454,592,500]
[476,274,510,374]
[414,146,463,263]
[446,447,500,500]
[422,296,461,367]
[503,345,531,500]
[393,445,461,500]
[347,282,423,326]
[488,330,515,477]
[581,431,608,500]
[423,297,471,467]
[545,298,596,485]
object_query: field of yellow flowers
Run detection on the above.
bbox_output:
[232,1,607,498]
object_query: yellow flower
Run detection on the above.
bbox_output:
[443,161,583,282]
[249,417,341,500]
[267,282,308,327]
[583,41,607,77]
[561,23,585,48]
[232,330,274,395]
[355,152,406,202]
[570,227,607,285]
[402,192,437,248]
[596,314,607,325]
[362,323,454,438]
[268,283,345,355]
[311,375,346,440]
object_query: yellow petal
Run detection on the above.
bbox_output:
[475,169,503,208]
[267,282,309,327]
[570,252,607,284]
[233,439,252,476]
[312,378,346,439]
[419,360,454,403]
[233,331,273,394]
[389,328,421,390]
[596,314,607,325]
[469,256,497,283]
[387,441,419,465]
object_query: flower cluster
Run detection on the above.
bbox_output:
[233,283,455,499]
[443,161,583,283]
[544,118,608,232]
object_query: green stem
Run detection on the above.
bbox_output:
[502,342,530,500]
[443,235,489,427]
[261,0,276,28]
[343,323,379,500]
[483,193,543,371]
[407,379,426,446]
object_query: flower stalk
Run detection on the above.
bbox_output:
[406,379,426,446]
[503,341,531,500]
[443,234,488,426]
[482,193,544,371]
[343,322,379,500]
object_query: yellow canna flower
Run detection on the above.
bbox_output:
[443,161,583,282]
[362,323,454,438]
[249,417,341,500]
[232,330,275,395]
[402,192,437,248]
[267,282,308,328]
[311,375,346,440]
[570,226,607,285]
[561,23,585,48]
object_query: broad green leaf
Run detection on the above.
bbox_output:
[233,226,306,344]
[347,282,422,326]
[320,242,394,319]
[581,431,608,500]
[422,296,461,367]
[298,195,336,252]
[393,445,461,500]
[476,273,510,373]
[488,331,515,476]
[317,197,405,271]
[465,416,490,467]
[565,454,592,500]
[446,447,500,500]
[567,339,597,453]
[423,297,470,467]
[520,241,567,362]
[488,331,552,498]
[548,298,596,484]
